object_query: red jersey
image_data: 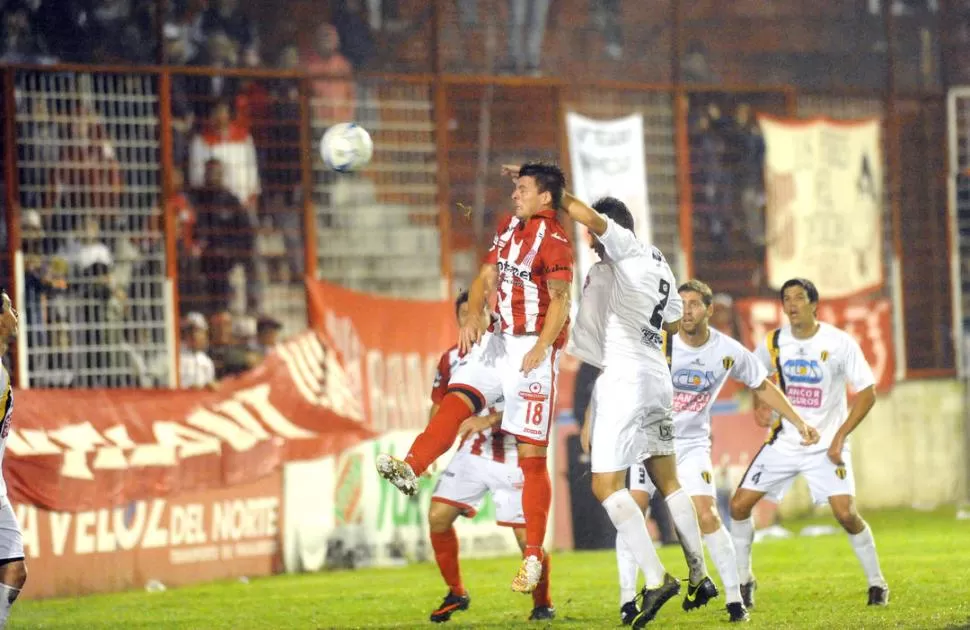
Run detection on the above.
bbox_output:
[432,346,517,464]
[485,210,574,348]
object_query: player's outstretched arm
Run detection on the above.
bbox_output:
[520,278,571,374]
[751,379,820,446]
[827,385,876,465]
[560,191,608,236]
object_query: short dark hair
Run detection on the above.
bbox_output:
[455,290,469,318]
[678,279,713,307]
[592,196,635,232]
[780,278,819,303]
[518,162,566,209]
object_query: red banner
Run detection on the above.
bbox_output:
[6,331,374,513]
[306,278,457,434]
[735,296,895,392]
[12,471,282,600]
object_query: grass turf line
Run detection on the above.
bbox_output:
[13,509,970,629]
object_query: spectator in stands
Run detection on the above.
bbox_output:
[0,2,50,63]
[87,0,154,64]
[190,158,256,313]
[48,101,123,230]
[186,31,240,109]
[64,216,121,385]
[255,315,282,357]
[200,0,256,61]
[589,0,622,60]
[206,310,233,377]
[727,103,767,250]
[22,209,65,378]
[331,0,375,71]
[166,168,205,314]
[710,293,740,340]
[179,312,217,389]
[304,23,356,124]
[682,40,718,84]
[504,0,551,75]
[189,99,260,213]
[220,314,261,377]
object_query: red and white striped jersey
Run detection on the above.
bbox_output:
[485,210,574,349]
[432,346,517,464]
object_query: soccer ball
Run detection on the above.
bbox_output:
[319,122,373,172]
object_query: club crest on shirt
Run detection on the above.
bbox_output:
[821,350,829,362]
[835,465,847,480]
[701,470,712,484]
[722,356,735,371]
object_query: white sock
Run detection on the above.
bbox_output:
[665,489,708,584]
[731,517,755,584]
[603,489,666,588]
[0,583,21,629]
[848,523,888,588]
[704,526,742,604]
[615,530,640,605]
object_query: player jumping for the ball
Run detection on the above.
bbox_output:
[377,162,573,595]
[425,291,554,623]
[730,278,890,609]
[555,190,708,628]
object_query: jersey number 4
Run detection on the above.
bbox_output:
[649,279,671,330]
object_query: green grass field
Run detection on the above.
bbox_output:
[13,509,970,629]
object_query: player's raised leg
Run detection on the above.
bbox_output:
[375,390,479,496]
[377,277,501,496]
[427,501,471,622]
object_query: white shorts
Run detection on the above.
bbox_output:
[450,332,561,446]
[738,444,856,505]
[0,499,24,561]
[628,447,717,497]
[431,452,525,527]
[589,365,674,473]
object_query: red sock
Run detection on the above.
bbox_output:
[519,456,551,558]
[430,528,465,596]
[405,394,474,475]
[532,553,552,608]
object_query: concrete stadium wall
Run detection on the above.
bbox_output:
[778,379,967,518]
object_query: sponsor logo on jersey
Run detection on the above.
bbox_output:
[658,422,674,441]
[518,383,548,402]
[673,390,712,413]
[673,368,715,392]
[551,232,568,243]
[639,327,663,349]
[497,260,533,282]
[785,385,822,408]
[782,359,823,384]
